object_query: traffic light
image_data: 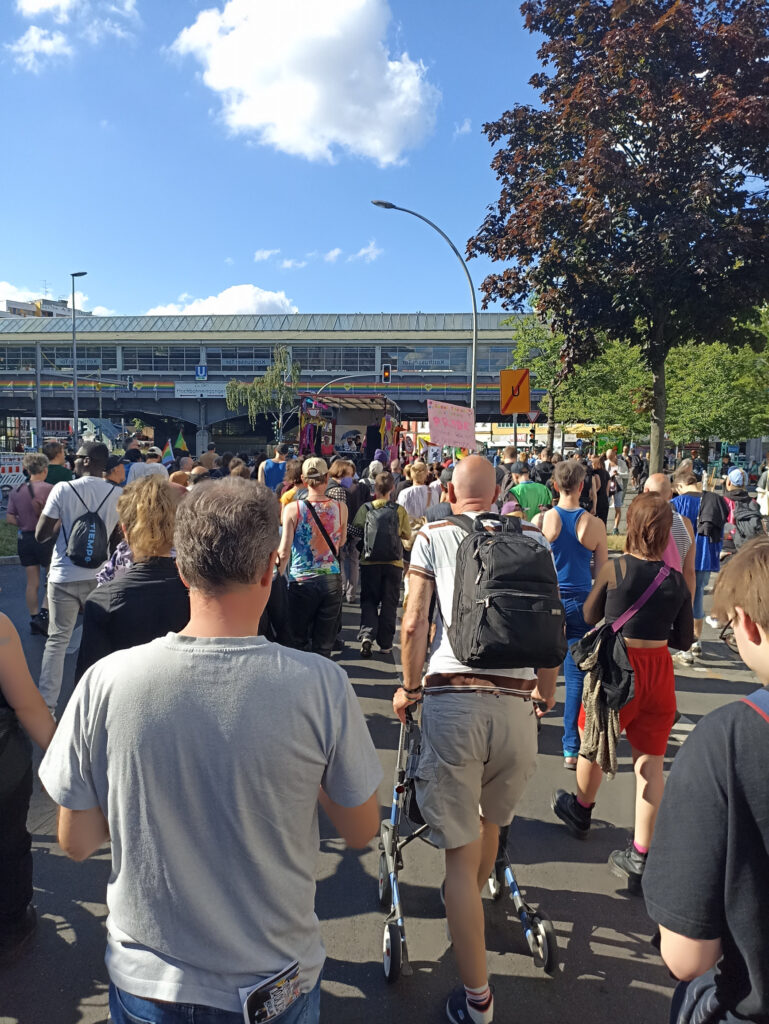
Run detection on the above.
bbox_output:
[381,363,392,384]
[529,425,536,446]
[126,375,135,391]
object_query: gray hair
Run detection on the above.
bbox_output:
[23,452,49,477]
[174,477,279,595]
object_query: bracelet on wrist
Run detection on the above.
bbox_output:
[401,685,422,694]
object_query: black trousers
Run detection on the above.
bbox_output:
[259,573,289,644]
[287,574,343,659]
[358,563,402,649]
[0,763,33,936]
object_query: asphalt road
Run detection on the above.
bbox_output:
[0,561,757,1024]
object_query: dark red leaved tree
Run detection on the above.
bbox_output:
[468,0,769,470]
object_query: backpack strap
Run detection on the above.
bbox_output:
[302,500,339,561]
[742,687,769,724]
[611,564,670,634]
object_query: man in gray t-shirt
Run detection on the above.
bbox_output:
[40,477,381,1024]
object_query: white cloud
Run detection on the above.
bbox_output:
[253,248,280,262]
[91,304,117,316]
[324,247,343,263]
[453,117,471,138]
[145,283,298,316]
[171,0,440,167]
[16,0,78,21]
[280,258,307,270]
[7,25,73,72]
[0,281,40,305]
[224,256,234,265]
[347,239,382,263]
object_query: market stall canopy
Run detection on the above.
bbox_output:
[299,392,401,416]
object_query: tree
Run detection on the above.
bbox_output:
[510,315,567,452]
[556,339,651,437]
[225,345,301,442]
[467,0,769,472]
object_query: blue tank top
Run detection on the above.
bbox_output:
[551,507,593,596]
[263,459,287,491]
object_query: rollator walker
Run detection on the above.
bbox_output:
[376,705,558,982]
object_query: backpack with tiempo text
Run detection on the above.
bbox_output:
[732,497,764,549]
[446,513,566,670]
[62,482,116,568]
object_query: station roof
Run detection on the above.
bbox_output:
[0,312,512,335]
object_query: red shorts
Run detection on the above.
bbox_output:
[578,645,676,756]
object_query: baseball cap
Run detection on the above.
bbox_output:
[105,455,123,473]
[146,446,163,458]
[511,461,529,474]
[440,467,454,486]
[728,467,748,487]
[302,457,328,481]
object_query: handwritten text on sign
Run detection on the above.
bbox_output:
[427,399,476,450]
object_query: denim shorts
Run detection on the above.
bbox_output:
[109,974,322,1024]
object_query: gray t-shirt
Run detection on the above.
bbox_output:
[41,476,121,583]
[39,634,382,1012]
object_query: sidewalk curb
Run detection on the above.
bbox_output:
[0,555,20,565]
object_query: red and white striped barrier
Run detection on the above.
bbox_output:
[0,455,26,490]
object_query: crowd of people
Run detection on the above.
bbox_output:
[0,434,766,1024]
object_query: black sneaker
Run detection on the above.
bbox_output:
[609,840,647,894]
[446,986,494,1024]
[360,639,372,658]
[0,905,37,965]
[551,789,592,839]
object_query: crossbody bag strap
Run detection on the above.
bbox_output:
[742,687,769,724]
[303,500,339,561]
[611,564,670,634]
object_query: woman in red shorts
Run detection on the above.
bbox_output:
[552,492,693,893]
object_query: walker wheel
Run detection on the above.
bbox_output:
[377,852,390,907]
[383,922,402,983]
[531,914,558,975]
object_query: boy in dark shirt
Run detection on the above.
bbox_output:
[643,535,769,1024]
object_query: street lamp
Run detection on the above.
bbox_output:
[371,200,479,412]
[71,271,87,446]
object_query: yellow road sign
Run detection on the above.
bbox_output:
[499,368,530,415]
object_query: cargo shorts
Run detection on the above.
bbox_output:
[414,690,538,849]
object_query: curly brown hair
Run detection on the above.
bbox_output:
[117,474,176,561]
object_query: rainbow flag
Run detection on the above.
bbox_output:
[175,430,189,453]
[161,439,174,465]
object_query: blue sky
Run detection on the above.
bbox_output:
[1,0,542,317]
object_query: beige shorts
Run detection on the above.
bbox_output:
[414,690,538,850]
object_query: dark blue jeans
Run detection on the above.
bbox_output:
[669,969,740,1023]
[109,973,321,1024]
[562,592,590,757]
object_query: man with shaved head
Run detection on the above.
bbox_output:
[644,473,696,602]
[396,454,557,1024]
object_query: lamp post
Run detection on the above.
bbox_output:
[371,200,479,412]
[70,271,87,446]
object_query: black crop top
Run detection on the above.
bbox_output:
[583,555,694,649]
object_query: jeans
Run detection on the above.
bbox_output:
[358,563,401,649]
[562,592,590,757]
[340,541,360,602]
[38,577,96,712]
[109,973,322,1024]
[0,764,33,938]
[693,570,711,621]
[287,574,343,659]
[669,968,739,1023]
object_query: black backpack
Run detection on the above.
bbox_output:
[62,482,116,568]
[733,497,764,549]
[446,513,566,670]
[362,502,402,561]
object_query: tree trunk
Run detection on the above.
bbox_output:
[649,354,667,474]
[547,391,556,453]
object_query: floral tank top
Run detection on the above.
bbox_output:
[289,499,342,581]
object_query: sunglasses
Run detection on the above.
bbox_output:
[719,619,739,654]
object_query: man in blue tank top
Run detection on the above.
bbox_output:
[258,443,290,492]
[535,460,608,768]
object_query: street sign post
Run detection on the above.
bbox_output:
[499,369,530,416]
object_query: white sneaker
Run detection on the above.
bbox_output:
[691,641,702,657]
[675,650,694,666]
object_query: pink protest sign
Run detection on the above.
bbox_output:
[427,399,476,450]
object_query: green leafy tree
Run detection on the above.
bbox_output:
[467,0,769,472]
[225,345,300,442]
[556,340,651,437]
[510,315,567,452]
